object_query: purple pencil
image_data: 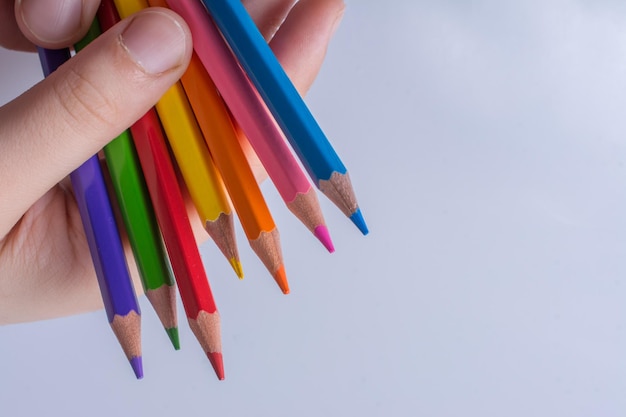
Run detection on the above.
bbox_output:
[37,47,143,379]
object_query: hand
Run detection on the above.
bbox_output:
[0,0,345,324]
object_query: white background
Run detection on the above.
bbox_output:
[1,1,626,416]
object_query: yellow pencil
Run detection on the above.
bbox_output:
[156,85,243,278]
[113,0,243,278]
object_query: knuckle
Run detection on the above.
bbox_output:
[50,64,119,138]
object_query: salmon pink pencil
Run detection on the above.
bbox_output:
[166,0,336,250]
[175,0,368,235]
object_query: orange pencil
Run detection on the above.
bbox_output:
[182,53,289,294]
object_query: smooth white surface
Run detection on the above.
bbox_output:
[1,1,626,416]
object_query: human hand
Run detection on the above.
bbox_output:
[0,0,345,324]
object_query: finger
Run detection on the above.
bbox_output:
[0,8,192,237]
[0,0,32,50]
[241,0,296,41]
[269,0,345,96]
[14,0,101,48]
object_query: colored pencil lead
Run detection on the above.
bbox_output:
[314,225,335,253]
[273,265,290,295]
[129,357,144,380]
[188,311,224,380]
[350,208,369,236]
[166,328,181,351]
[145,285,180,350]
[207,352,225,381]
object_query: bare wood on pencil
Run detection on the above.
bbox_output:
[111,311,142,360]
[249,229,289,293]
[318,172,359,218]
[145,285,178,330]
[187,310,222,354]
[286,188,327,234]
[249,229,282,275]
[204,212,242,274]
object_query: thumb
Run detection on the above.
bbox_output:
[0,8,192,236]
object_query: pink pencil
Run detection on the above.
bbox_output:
[166,0,333,252]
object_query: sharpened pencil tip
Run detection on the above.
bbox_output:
[229,257,244,279]
[350,208,369,235]
[130,356,144,379]
[314,225,335,253]
[207,351,225,380]
[166,327,181,350]
[274,264,290,294]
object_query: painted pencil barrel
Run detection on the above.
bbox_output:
[198,0,347,185]
[37,47,140,322]
[37,45,143,378]
[71,158,141,320]
[103,131,174,292]
[76,18,174,294]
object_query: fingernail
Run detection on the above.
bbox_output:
[120,10,188,75]
[19,0,83,43]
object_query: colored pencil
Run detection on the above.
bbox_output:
[37,47,143,379]
[137,0,243,279]
[81,14,180,350]
[231,118,335,253]
[180,52,290,294]
[194,0,368,235]
[157,89,244,279]
[102,0,224,379]
[130,110,224,379]
[167,0,336,252]
[153,2,333,255]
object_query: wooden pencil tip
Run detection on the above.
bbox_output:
[205,214,242,278]
[207,351,225,380]
[111,312,143,378]
[350,208,369,235]
[229,257,244,279]
[130,356,144,379]
[166,327,181,350]
[274,264,290,294]
[314,225,335,253]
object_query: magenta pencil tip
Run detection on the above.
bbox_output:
[130,356,144,379]
[314,225,335,253]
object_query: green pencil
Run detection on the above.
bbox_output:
[75,20,180,349]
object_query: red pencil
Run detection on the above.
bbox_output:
[130,111,224,380]
[98,0,224,380]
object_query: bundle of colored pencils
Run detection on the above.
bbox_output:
[36,0,367,381]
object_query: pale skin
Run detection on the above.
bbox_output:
[0,0,345,324]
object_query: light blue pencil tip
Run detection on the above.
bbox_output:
[350,208,369,235]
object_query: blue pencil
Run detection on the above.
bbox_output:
[37,47,143,379]
[197,0,368,235]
